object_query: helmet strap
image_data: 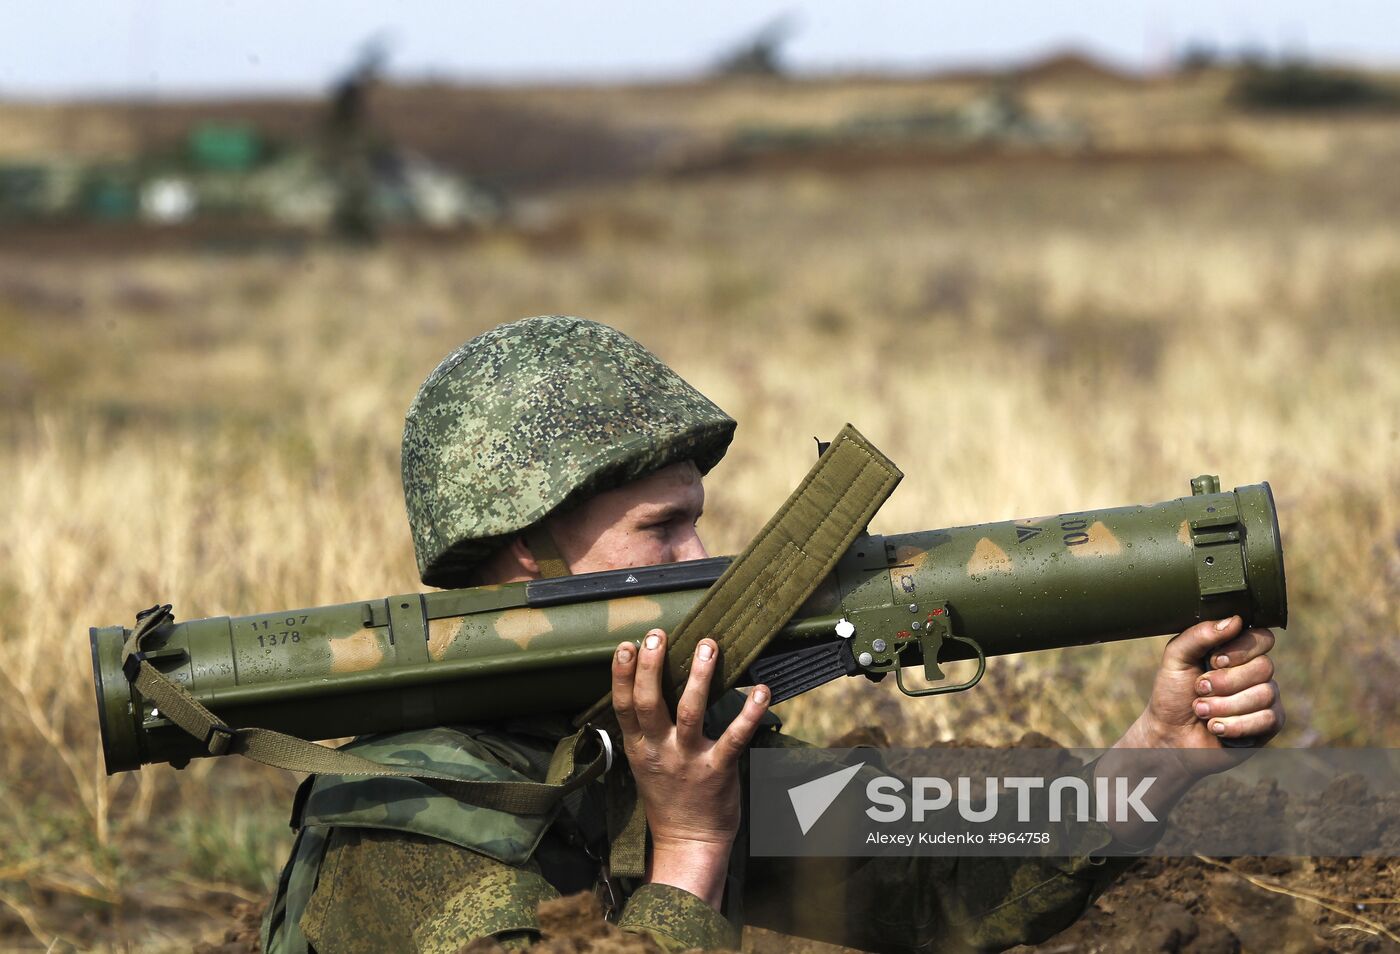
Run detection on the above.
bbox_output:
[524,525,571,579]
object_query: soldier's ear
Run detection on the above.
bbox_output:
[510,535,542,578]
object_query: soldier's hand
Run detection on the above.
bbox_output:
[1119,616,1284,774]
[612,629,770,909]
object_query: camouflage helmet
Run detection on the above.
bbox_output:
[402,316,736,587]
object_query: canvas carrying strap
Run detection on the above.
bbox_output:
[120,609,607,816]
[523,525,571,580]
[579,423,903,877]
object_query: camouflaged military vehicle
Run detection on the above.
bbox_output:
[0,121,501,234]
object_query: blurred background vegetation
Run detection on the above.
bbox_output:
[1,16,1398,952]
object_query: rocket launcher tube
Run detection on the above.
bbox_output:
[91,477,1285,775]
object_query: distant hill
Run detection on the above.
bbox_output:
[2,60,1397,199]
[927,49,1139,86]
[1013,50,1139,85]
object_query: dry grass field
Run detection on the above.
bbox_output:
[0,71,1398,950]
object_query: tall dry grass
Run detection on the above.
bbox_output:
[0,145,1397,948]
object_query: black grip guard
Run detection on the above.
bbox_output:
[747,640,860,705]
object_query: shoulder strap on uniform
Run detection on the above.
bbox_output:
[579,423,902,877]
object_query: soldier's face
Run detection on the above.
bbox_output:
[547,461,709,574]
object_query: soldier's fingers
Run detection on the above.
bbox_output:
[1163,617,1242,672]
[1196,654,1274,698]
[1193,680,1279,719]
[711,686,770,768]
[632,629,671,738]
[1204,702,1284,742]
[675,639,717,750]
[1208,628,1276,669]
[611,641,642,739]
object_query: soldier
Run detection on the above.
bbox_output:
[263,316,1285,952]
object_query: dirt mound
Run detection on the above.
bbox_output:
[1013,856,1400,954]
[194,902,265,954]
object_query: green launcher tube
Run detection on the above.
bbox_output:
[91,476,1285,773]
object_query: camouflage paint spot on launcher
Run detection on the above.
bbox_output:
[427,617,463,661]
[1068,521,1123,558]
[967,538,1013,576]
[493,607,554,649]
[606,595,664,633]
[894,545,929,573]
[328,628,386,673]
[1178,519,1192,546]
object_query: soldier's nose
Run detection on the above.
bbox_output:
[675,527,708,562]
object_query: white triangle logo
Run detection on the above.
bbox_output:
[787,763,864,835]
[624,574,639,584]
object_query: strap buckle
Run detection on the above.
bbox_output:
[205,722,236,756]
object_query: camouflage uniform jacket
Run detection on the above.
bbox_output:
[262,696,1131,953]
